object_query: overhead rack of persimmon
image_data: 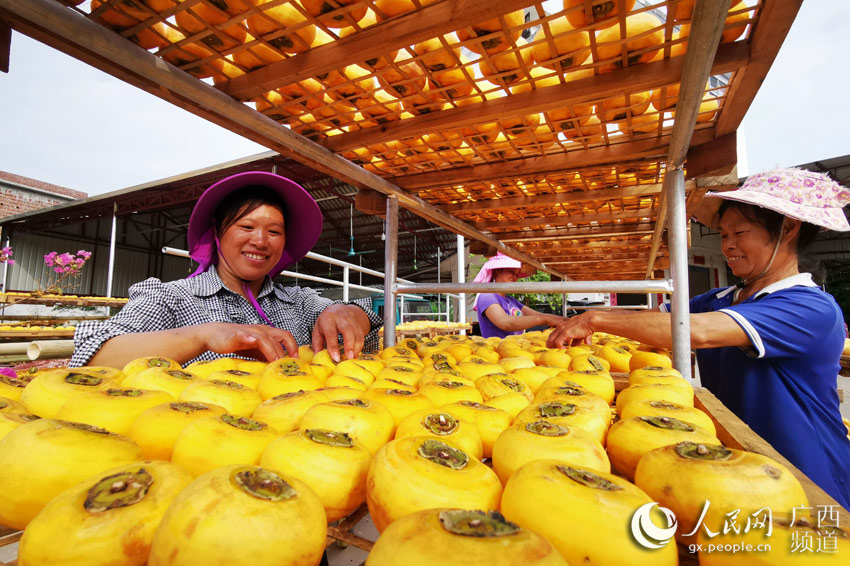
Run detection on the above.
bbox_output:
[59,0,761,280]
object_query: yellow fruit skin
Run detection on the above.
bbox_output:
[171,414,278,477]
[0,412,40,440]
[616,383,694,415]
[251,390,331,433]
[533,384,611,422]
[122,356,181,378]
[207,369,263,389]
[501,459,678,566]
[544,370,615,404]
[77,366,127,384]
[394,409,484,460]
[56,388,176,435]
[257,372,324,399]
[477,374,534,402]
[607,416,719,481]
[18,460,193,566]
[636,443,809,545]
[0,419,142,530]
[440,401,513,458]
[483,391,530,418]
[359,388,434,427]
[597,343,632,373]
[514,402,609,446]
[628,350,673,371]
[123,367,200,398]
[492,422,610,485]
[620,399,716,435]
[569,353,611,372]
[148,466,327,566]
[420,380,484,406]
[185,357,241,378]
[20,369,119,418]
[366,436,503,532]
[260,429,371,522]
[365,508,569,566]
[0,395,28,414]
[0,374,28,400]
[127,401,228,460]
[299,398,394,454]
[178,379,262,417]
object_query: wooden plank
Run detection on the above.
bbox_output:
[390,130,716,190]
[221,0,534,100]
[0,19,10,74]
[694,387,850,524]
[0,0,561,280]
[440,182,676,214]
[470,207,657,230]
[322,42,749,152]
[497,223,657,242]
[716,0,804,136]
[685,133,738,178]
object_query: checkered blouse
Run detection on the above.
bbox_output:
[70,267,383,367]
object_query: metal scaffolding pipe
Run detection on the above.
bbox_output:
[457,235,466,331]
[383,197,399,347]
[106,203,118,298]
[666,169,693,380]
[397,280,673,295]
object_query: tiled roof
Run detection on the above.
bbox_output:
[0,171,87,200]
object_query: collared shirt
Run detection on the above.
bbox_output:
[689,273,850,509]
[70,267,383,367]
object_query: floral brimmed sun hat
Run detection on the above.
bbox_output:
[473,252,531,283]
[698,167,850,231]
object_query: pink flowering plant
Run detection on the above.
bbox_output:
[0,246,14,265]
[40,250,93,295]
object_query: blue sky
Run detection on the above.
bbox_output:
[0,1,847,195]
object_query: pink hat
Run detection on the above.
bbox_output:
[187,171,323,278]
[473,252,531,283]
[698,167,850,231]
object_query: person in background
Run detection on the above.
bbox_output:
[473,252,566,339]
[547,167,850,509]
[71,171,382,368]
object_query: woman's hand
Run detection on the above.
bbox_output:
[196,322,299,362]
[546,313,596,349]
[312,304,371,362]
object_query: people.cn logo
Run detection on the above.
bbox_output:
[631,502,678,549]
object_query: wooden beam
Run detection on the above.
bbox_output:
[221,0,533,100]
[539,253,655,263]
[323,42,749,152]
[549,257,670,268]
[686,132,737,178]
[531,241,654,253]
[440,182,682,214]
[470,207,657,230]
[497,223,656,242]
[0,18,9,73]
[390,130,715,190]
[716,0,803,136]
[0,0,561,279]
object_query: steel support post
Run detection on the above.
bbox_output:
[383,196,399,347]
[666,168,693,380]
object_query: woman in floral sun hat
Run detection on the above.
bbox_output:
[547,167,850,508]
[472,252,566,338]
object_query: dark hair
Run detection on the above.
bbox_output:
[717,200,823,282]
[214,186,287,235]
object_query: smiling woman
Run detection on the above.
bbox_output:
[546,167,850,509]
[70,172,382,368]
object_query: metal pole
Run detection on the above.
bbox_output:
[562,278,568,316]
[106,203,118,298]
[343,266,350,302]
[456,235,466,332]
[399,295,405,324]
[1,236,9,293]
[383,196,399,347]
[666,168,693,381]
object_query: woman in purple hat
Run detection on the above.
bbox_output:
[547,167,850,509]
[71,172,382,368]
[473,252,565,339]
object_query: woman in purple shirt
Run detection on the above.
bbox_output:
[472,253,565,339]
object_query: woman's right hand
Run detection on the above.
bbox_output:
[195,322,299,362]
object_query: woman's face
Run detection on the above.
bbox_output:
[719,207,777,280]
[217,204,286,286]
[493,268,521,283]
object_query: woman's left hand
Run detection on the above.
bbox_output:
[312,304,371,362]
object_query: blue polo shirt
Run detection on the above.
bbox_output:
[690,274,850,509]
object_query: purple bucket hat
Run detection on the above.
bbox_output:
[187,171,323,278]
[696,167,850,231]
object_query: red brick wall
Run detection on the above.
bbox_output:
[0,171,87,219]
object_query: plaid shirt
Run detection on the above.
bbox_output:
[70,267,383,367]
